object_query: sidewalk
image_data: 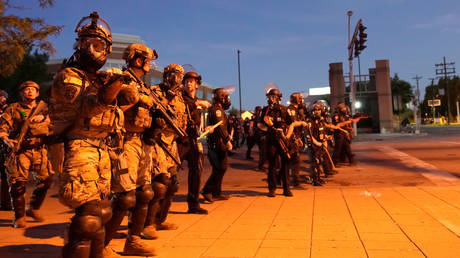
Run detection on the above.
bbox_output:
[0,148,459,257]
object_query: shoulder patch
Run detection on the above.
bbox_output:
[288,109,296,116]
[63,76,83,86]
[216,110,222,118]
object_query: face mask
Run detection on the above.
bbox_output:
[77,38,108,72]
[222,97,231,110]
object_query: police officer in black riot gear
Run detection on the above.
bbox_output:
[201,88,232,203]
[246,106,266,170]
[0,90,12,211]
[259,89,294,197]
[178,71,210,214]
[332,103,355,166]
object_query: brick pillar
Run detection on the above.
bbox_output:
[329,62,345,111]
[375,60,393,133]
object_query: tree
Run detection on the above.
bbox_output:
[0,49,52,102]
[0,0,62,77]
[391,74,414,114]
[422,76,460,120]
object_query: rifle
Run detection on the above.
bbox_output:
[148,88,188,138]
[4,100,46,167]
[126,69,188,139]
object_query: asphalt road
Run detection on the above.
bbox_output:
[187,126,460,192]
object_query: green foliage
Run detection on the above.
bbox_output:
[0,50,52,102]
[0,0,62,77]
[391,73,414,114]
[422,76,460,121]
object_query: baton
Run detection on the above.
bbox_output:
[197,121,223,141]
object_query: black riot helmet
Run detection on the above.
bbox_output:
[266,88,282,106]
[213,88,231,110]
[290,92,303,105]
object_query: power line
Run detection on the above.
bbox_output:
[435,56,456,123]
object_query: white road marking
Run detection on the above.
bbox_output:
[377,145,459,185]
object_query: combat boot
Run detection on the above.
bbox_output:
[156,221,178,230]
[142,225,159,239]
[26,207,45,222]
[13,216,26,228]
[123,235,156,256]
[103,246,122,258]
[267,189,276,197]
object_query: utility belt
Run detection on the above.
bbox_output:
[66,136,110,151]
[20,136,46,150]
[124,131,143,139]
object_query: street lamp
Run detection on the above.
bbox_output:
[347,11,357,136]
[237,50,242,118]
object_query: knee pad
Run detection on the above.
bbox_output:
[75,200,102,217]
[70,214,102,239]
[114,190,136,211]
[168,177,179,195]
[152,181,167,200]
[100,199,112,224]
[9,181,26,199]
[153,173,170,185]
[136,185,154,204]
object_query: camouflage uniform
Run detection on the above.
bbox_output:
[104,43,158,256]
[144,64,187,234]
[0,92,53,227]
[49,12,126,258]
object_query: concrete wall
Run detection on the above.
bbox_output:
[329,62,346,110]
[375,60,393,133]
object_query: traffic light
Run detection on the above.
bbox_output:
[358,24,367,51]
[354,38,360,57]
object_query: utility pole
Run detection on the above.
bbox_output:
[428,78,436,123]
[237,50,242,118]
[435,56,456,123]
[412,75,422,134]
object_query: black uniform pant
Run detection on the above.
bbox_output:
[178,142,203,209]
[289,151,301,185]
[266,141,290,193]
[202,148,227,197]
[247,134,266,169]
[311,146,325,182]
[0,164,11,210]
[332,134,353,164]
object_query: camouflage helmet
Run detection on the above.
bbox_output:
[183,71,202,85]
[164,64,185,75]
[75,12,112,46]
[123,43,158,63]
[266,88,282,98]
[19,81,40,91]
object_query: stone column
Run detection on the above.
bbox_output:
[329,62,345,111]
[375,60,393,133]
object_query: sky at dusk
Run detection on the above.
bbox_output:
[8,0,460,109]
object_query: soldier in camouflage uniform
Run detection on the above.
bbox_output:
[143,64,187,238]
[103,43,158,256]
[0,81,53,228]
[0,90,12,211]
[49,12,131,258]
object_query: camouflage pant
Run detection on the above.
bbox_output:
[111,134,153,193]
[151,140,180,177]
[7,147,53,185]
[59,139,111,209]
